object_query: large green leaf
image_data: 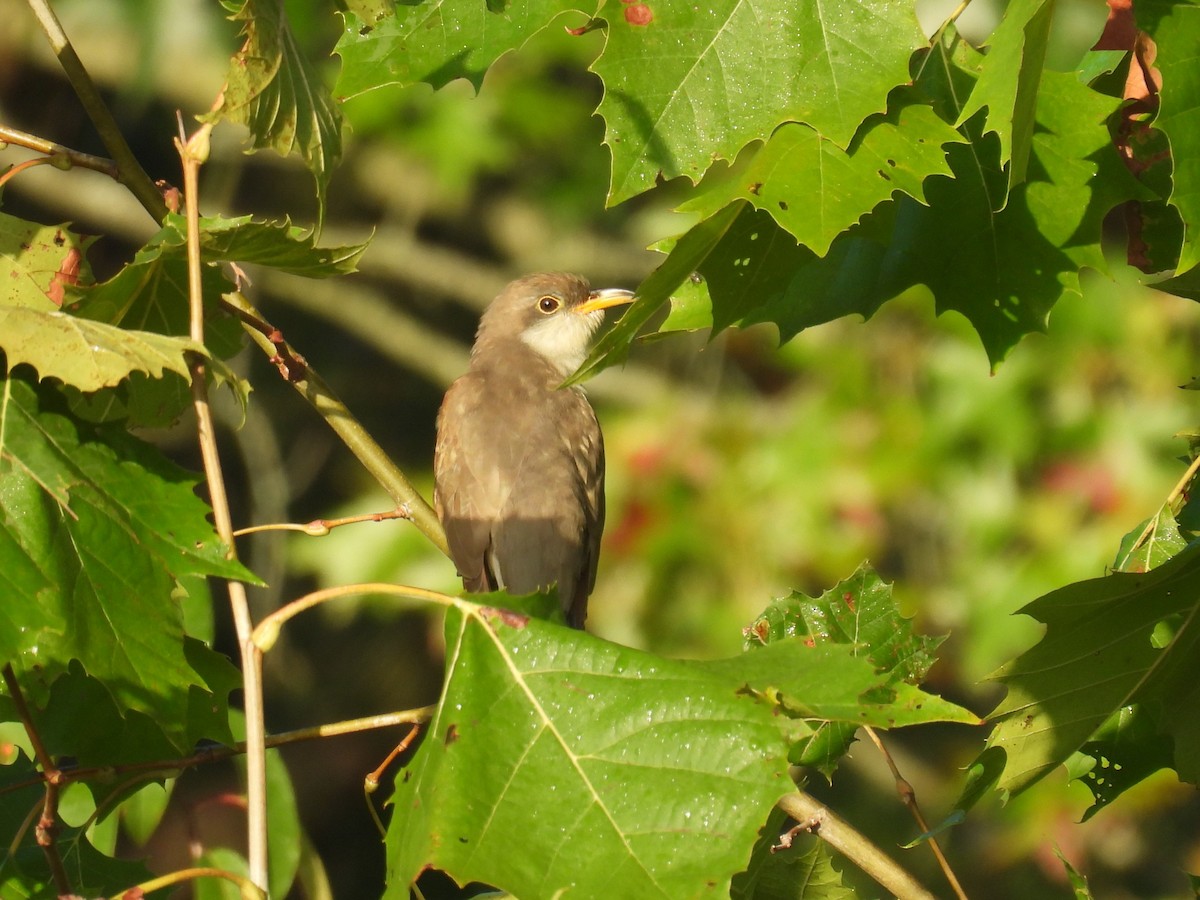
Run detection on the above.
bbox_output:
[206,0,344,223]
[594,0,925,203]
[955,0,1055,192]
[979,540,1200,798]
[335,1,592,99]
[1137,0,1200,272]
[386,602,793,898]
[0,375,253,747]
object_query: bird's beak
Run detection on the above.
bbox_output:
[575,288,636,314]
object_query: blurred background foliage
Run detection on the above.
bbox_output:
[2,0,1199,896]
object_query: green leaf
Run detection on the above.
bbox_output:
[955,0,1055,192]
[1065,704,1174,822]
[979,540,1200,798]
[1055,848,1094,899]
[594,0,925,203]
[386,603,792,898]
[0,374,252,747]
[0,212,94,309]
[0,306,208,392]
[732,807,856,900]
[1112,508,1188,573]
[334,2,592,99]
[206,0,344,224]
[680,106,966,256]
[184,213,369,277]
[571,200,744,382]
[745,564,945,685]
[704,640,977,730]
[1137,0,1200,272]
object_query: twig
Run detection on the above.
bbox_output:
[24,0,168,222]
[222,291,450,558]
[107,866,265,900]
[863,726,968,899]
[253,582,460,652]
[0,156,56,189]
[0,122,122,180]
[2,665,71,897]
[777,791,936,900]
[364,722,425,837]
[233,507,412,538]
[175,121,269,894]
[0,708,436,798]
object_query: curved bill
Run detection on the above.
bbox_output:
[575,287,636,314]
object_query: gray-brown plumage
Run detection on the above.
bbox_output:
[434,273,635,628]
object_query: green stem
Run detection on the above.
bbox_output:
[25,0,168,222]
[777,791,937,899]
[223,291,450,558]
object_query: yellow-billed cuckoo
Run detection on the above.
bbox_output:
[434,273,635,628]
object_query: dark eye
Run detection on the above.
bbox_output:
[537,295,561,314]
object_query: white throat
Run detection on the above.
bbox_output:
[519,310,603,376]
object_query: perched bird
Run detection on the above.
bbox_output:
[434,273,635,628]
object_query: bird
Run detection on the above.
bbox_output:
[434,273,635,629]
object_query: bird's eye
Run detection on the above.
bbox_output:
[537,295,561,314]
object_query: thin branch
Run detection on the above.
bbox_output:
[2,665,71,897]
[777,791,936,900]
[0,156,57,189]
[233,507,412,538]
[253,582,460,652]
[0,122,122,180]
[863,726,968,900]
[365,722,425,837]
[108,866,265,900]
[222,291,450,558]
[24,0,168,222]
[175,122,269,894]
[0,708,436,798]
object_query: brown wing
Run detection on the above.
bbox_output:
[434,372,507,592]
[435,367,606,628]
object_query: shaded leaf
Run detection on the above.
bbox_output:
[1065,704,1174,822]
[206,0,344,223]
[977,540,1200,798]
[386,602,792,898]
[0,375,252,747]
[594,0,925,202]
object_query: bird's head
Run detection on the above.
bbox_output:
[475,273,636,376]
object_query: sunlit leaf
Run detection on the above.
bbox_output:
[386,602,792,898]
[334,1,593,99]
[955,0,1055,192]
[594,0,925,203]
[680,106,965,256]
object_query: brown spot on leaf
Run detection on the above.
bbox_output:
[747,181,762,195]
[624,3,652,25]
[444,723,459,745]
[47,246,82,307]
